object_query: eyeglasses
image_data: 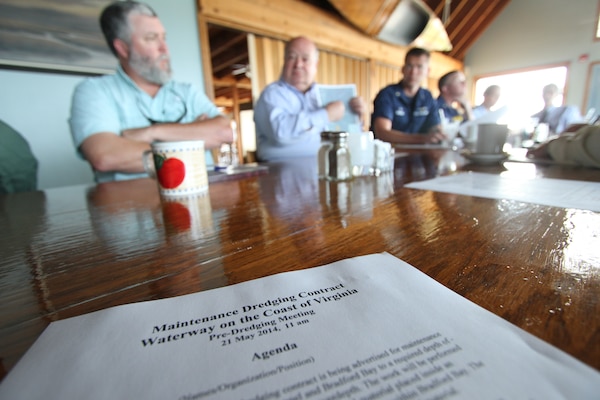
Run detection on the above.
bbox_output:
[137,89,187,125]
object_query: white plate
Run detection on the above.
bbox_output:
[461,151,509,165]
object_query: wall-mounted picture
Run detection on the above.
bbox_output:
[596,0,600,40]
[0,0,117,74]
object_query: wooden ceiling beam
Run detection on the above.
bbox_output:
[210,32,247,58]
[451,0,506,60]
[212,52,248,75]
[422,0,511,60]
[213,76,253,89]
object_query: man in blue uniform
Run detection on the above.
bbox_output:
[436,70,472,123]
[371,47,446,144]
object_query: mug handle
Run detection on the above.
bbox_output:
[142,150,157,178]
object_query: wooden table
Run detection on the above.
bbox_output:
[1,150,599,381]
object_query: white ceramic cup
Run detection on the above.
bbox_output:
[475,124,508,154]
[143,140,208,196]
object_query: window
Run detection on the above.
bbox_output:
[473,65,568,128]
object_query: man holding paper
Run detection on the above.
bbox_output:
[254,36,366,161]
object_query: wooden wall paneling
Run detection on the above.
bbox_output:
[252,35,285,95]
[358,59,370,128]
[253,36,268,92]
[344,56,352,84]
[247,33,259,102]
[428,77,440,97]
[337,53,345,83]
[373,62,401,93]
[197,13,215,101]
[230,86,244,164]
[316,51,329,83]
[321,52,333,81]
[197,13,221,162]
[367,60,377,114]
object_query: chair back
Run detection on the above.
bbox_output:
[0,120,38,193]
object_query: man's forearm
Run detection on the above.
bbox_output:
[123,116,233,149]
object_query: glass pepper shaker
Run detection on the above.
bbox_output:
[318,131,352,181]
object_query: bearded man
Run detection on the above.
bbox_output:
[69,1,232,182]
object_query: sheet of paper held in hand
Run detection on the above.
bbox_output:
[316,84,361,133]
[406,172,600,212]
[1,253,599,399]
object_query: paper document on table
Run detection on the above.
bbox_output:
[1,253,599,399]
[316,84,361,133]
[406,172,600,212]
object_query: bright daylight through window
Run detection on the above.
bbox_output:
[473,66,568,130]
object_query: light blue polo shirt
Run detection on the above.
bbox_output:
[69,66,220,182]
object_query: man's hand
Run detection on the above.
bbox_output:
[122,115,233,149]
[325,101,345,122]
[349,97,366,118]
[527,142,551,159]
[425,125,448,144]
[121,114,212,143]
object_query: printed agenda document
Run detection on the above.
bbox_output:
[406,172,600,212]
[315,84,361,133]
[1,253,599,399]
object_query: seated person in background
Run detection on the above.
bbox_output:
[371,47,445,145]
[436,70,473,123]
[472,85,501,119]
[527,124,600,168]
[254,36,366,161]
[531,83,583,135]
[69,1,232,183]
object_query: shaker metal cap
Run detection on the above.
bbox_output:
[321,131,349,139]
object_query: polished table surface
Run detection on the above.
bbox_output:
[1,150,600,381]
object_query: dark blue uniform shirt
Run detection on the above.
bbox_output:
[371,82,440,134]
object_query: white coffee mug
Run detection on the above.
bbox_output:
[143,140,208,196]
[476,124,508,154]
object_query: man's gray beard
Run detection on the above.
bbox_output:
[129,52,172,85]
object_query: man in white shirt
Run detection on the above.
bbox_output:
[253,36,365,161]
[472,85,501,119]
[531,84,583,135]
